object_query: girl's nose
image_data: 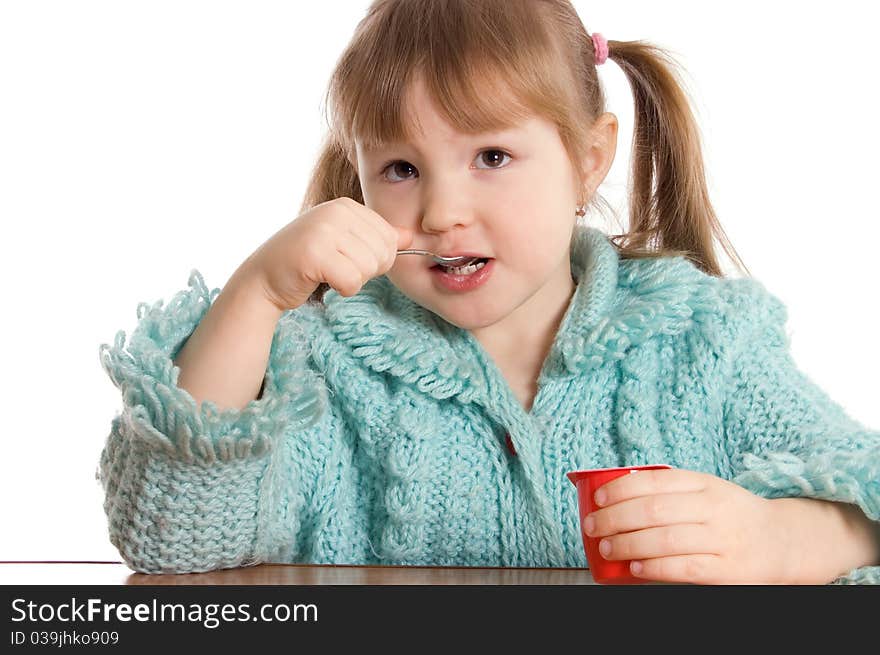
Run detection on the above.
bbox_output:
[420,210,470,234]
[419,188,475,233]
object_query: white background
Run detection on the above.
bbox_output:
[1,1,877,563]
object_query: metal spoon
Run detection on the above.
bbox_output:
[396,249,481,267]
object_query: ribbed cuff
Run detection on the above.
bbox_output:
[99,270,327,465]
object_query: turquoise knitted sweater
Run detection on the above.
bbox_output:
[98,226,880,583]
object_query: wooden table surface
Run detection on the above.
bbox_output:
[0,562,597,585]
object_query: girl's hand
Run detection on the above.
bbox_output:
[582,468,799,584]
[241,197,413,311]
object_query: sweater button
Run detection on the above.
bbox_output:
[504,432,517,456]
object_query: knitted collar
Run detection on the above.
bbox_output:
[320,225,719,408]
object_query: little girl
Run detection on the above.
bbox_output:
[98,0,880,583]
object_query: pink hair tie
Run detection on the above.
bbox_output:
[591,32,609,66]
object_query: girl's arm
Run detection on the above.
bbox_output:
[720,278,880,584]
[770,497,880,583]
[98,271,328,573]
[173,259,283,411]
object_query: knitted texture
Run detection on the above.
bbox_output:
[98,226,880,582]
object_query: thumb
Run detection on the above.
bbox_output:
[396,226,414,249]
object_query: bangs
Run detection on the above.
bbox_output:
[327,0,574,153]
[359,67,537,151]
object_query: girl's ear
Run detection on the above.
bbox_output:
[579,112,619,197]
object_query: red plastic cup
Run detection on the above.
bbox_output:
[566,464,673,584]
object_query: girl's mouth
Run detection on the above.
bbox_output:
[431,257,490,275]
[430,258,495,292]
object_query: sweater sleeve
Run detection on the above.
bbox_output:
[97,270,329,574]
[719,279,880,584]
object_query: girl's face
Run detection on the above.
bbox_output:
[354,77,587,333]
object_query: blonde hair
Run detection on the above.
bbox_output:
[301,0,749,303]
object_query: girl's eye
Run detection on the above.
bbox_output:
[383,161,417,182]
[381,149,512,182]
[476,149,511,169]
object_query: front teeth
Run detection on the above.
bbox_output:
[442,260,486,276]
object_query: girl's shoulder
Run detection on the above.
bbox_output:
[616,254,788,349]
[619,254,786,319]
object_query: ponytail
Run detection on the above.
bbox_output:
[604,39,749,278]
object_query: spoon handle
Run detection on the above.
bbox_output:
[396,249,477,266]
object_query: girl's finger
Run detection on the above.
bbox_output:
[336,197,400,257]
[347,219,396,272]
[319,249,368,297]
[333,229,386,280]
[594,468,709,508]
[332,202,394,270]
[629,553,723,585]
[598,523,718,562]
[585,491,709,538]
